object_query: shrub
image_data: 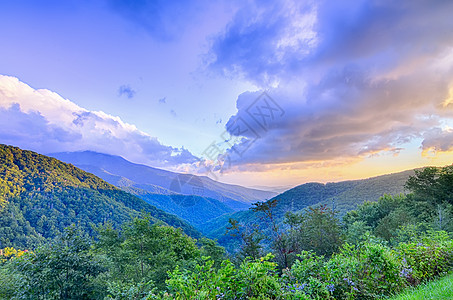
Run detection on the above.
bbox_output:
[397,231,453,285]
[325,241,404,299]
[282,251,331,299]
[166,257,235,299]
[166,254,282,299]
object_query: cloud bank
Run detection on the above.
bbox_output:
[207,0,453,170]
[0,75,198,167]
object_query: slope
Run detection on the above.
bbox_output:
[203,170,414,245]
[50,151,277,210]
[0,144,200,249]
[122,186,234,227]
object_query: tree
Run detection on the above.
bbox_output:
[251,199,298,269]
[226,218,264,261]
[405,166,453,230]
[96,216,200,291]
[199,237,226,268]
[14,226,106,299]
[288,205,342,257]
[405,166,453,205]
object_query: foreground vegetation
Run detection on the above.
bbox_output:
[389,272,453,300]
[2,148,453,298]
[1,220,452,299]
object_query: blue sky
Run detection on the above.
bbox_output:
[1,0,453,187]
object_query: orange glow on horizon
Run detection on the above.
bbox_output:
[217,148,453,189]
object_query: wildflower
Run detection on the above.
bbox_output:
[400,267,413,278]
[298,283,307,290]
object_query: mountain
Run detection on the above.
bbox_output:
[121,186,234,227]
[50,151,278,211]
[0,144,200,249]
[203,169,415,247]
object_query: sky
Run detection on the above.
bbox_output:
[1,0,453,188]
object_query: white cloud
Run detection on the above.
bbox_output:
[0,75,198,167]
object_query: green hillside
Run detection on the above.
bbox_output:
[0,144,200,248]
[203,170,414,245]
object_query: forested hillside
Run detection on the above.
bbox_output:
[0,144,199,248]
[203,170,413,246]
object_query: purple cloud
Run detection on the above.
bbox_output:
[208,0,453,168]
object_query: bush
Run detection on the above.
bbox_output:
[329,242,404,299]
[282,241,404,300]
[166,254,282,299]
[281,251,330,299]
[166,257,235,299]
[397,231,453,285]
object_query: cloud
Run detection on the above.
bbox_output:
[206,0,453,170]
[422,128,453,154]
[118,84,136,99]
[0,75,198,167]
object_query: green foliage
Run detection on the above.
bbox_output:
[344,220,372,245]
[286,205,342,258]
[96,216,200,291]
[282,251,329,299]
[396,231,453,285]
[235,254,282,299]
[12,226,107,299]
[167,254,282,300]
[166,258,236,299]
[344,165,453,245]
[226,218,264,261]
[389,272,453,300]
[0,144,200,249]
[283,241,404,299]
[104,280,158,300]
[343,194,427,243]
[199,237,226,269]
[0,259,23,299]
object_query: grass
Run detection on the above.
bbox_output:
[389,273,453,300]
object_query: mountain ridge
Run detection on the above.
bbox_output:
[0,144,200,248]
[202,168,416,248]
[50,151,278,211]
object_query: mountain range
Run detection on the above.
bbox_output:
[0,143,426,252]
[0,144,200,248]
[203,169,415,248]
[49,151,277,227]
